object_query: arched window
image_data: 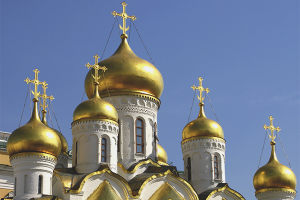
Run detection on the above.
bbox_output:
[187,157,191,181]
[136,119,144,153]
[38,175,43,194]
[154,122,157,157]
[101,138,107,162]
[117,120,120,152]
[14,177,16,196]
[75,140,78,165]
[214,156,219,179]
[24,175,28,194]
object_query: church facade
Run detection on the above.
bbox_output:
[0,2,296,200]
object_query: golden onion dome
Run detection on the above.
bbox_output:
[253,142,296,191]
[73,83,118,122]
[84,34,164,99]
[41,111,68,155]
[7,99,62,158]
[182,103,224,142]
[157,144,168,164]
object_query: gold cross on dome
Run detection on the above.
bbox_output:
[85,54,107,83]
[191,77,210,104]
[24,68,43,99]
[263,115,281,143]
[39,81,55,111]
[111,1,137,35]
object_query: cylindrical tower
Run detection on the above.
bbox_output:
[181,77,225,195]
[7,97,62,200]
[253,116,297,200]
[72,56,119,173]
[85,34,164,169]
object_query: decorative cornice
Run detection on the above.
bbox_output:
[182,136,225,144]
[255,187,297,195]
[102,92,161,107]
[71,118,118,126]
[182,138,225,153]
[72,120,119,135]
[10,152,57,161]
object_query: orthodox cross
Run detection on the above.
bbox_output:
[191,77,210,104]
[111,1,137,35]
[263,115,281,143]
[39,81,54,111]
[85,54,107,83]
[24,68,43,99]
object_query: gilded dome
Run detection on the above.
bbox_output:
[182,103,224,142]
[157,144,168,164]
[73,84,118,122]
[253,142,296,191]
[7,99,62,158]
[84,34,164,99]
[42,112,68,155]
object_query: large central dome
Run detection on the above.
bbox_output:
[85,34,164,99]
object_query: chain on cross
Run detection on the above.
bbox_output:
[39,81,55,111]
[191,77,210,104]
[111,1,137,35]
[263,115,281,143]
[24,68,43,99]
[85,54,107,83]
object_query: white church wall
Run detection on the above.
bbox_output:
[255,190,297,200]
[10,154,56,200]
[72,120,119,173]
[104,96,159,169]
[182,137,226,195]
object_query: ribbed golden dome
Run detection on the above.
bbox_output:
[41,112,68,155]
[84,34,164,99]
[73,84,118,122]
[253,142,296,191]
[7,99,62,157]
[157,144,168,164]
[182,103,224,142]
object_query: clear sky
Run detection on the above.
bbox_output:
[1,1,299,199]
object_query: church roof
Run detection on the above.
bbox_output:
[198,183,245,200]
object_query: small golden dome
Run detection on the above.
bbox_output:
[84,34,164,99]
[7,99,62,157]
[157,144,168,164]
[253,142,296,191]
[182,103,224,142]
[73,84,118,122]
[41,111,68,155]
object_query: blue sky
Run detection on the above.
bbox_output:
[1,1,299,199]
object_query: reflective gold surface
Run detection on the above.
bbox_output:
[253,142,297,191]
[73,84,118,122]
[117,159,161,173]
[7,99,62,157]
[41,111,68,154]
[149,182,184,200]
[87,179,122,200]
[84,35,164,99]
[182,103,224,141]
[157,144,168,164]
